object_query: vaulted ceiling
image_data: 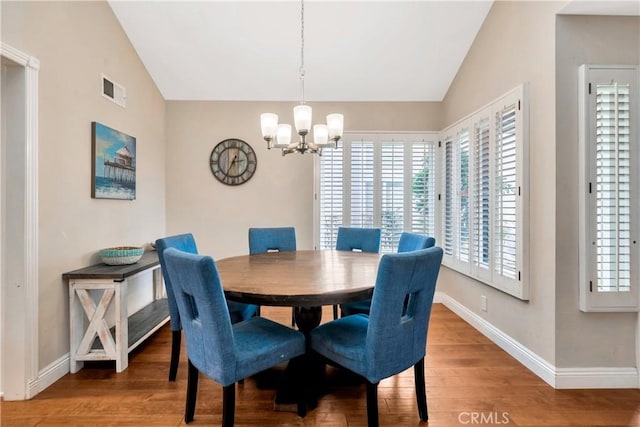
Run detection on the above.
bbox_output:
[109,0,639,103]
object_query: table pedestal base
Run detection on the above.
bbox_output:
[272,306,325,416]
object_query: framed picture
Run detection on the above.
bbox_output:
[91,122,136,200]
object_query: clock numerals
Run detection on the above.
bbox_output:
[210,139,257,186]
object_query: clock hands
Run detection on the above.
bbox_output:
[226,154,238,176]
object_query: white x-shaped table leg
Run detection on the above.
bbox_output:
[75,288,116,357]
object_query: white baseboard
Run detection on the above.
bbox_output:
[27,353,69,399]
[437,294,639,389]
[555,367,639,389]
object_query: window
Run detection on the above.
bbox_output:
[579,65,639,312]
[439,85,529,299]
[316,133,439,252]
[315,85,529,299]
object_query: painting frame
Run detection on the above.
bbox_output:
[91,122,137,200]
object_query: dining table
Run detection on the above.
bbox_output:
[216,249,382,414]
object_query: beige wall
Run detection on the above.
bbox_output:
[165,101,441,259]
[2,1,166,370]
[441,0,560,363]
[555,15,640,367]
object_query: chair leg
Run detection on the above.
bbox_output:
[185,360,199,423]
[414,358,428,421]
[222,383,236,427]
[291,307,296,327]
[366,381,379,427]
[332,304,338,320]
[169,330,181,381]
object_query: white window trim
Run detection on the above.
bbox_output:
[439,84,530,300]
[313,132,439,251]
[578,64,639,312]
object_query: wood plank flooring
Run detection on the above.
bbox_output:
[2,304,639,426]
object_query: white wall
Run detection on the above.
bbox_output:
[441,0,560,364]
[555,14,640,367]
[165,101,442,259]
[1,0,166,377]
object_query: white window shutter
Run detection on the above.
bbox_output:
[579,65,639,312]
[471,114,492,280]
[442,135,456,261]
[380,140,404,252]
[350,140,375,229]
[318,143,344,249]
[411,141,437,238]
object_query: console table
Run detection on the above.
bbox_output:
[62,251,169,373]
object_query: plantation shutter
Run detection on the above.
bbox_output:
[472,117,491,278]
[457,128,470,263]
[579,65,639,312]
[318,144,344,249]
[442,136,455,258]
[380,141,404,252]
[494,104,518,281]
[350,140,375,228]
[411,142,437,237]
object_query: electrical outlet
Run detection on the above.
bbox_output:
[481,295,487,312]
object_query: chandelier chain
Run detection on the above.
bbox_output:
[300,0,305,104]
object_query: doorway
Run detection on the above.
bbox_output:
[1,43,39,400]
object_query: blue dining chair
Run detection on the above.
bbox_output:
[248,227,296,325]
[333,226,381,318]
[310,246,443,427]
[248,226,296,255]
[162,248,306,426]
[156,234,258,381]
[335,226,381,253]
[340,231,436,317]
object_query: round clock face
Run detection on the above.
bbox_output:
[210,139,257,186]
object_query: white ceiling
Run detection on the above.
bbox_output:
[108,1,494,102]
[109,0,639,103]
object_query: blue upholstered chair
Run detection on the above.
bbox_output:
[333,226,381,318]
[248,227,296,324]
[310,246,443,427]
[162,248,305,426]
[397,231,436,253]
[156,234,258,381]
[340,231,436,317]
[335,226,381,253]
[248,226,296,255]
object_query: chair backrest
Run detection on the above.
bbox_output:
[335,227,381,253]
[248,227,297,254]
[156,233,198,331]
[365,246,443,383]
[162,248,237,385]
[397,232,436,253]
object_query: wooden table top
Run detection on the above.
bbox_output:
[62,251,159,282]
[217,250,382,307]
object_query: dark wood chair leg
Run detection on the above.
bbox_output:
[169,330,181,381]
[185,360,199,423]
[366,381,379,427]
[332,304,338,320]
[414,358,428,421]
[222,383,236,427]
[291,307,296,327]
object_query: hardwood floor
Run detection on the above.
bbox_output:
[2,304,639,426]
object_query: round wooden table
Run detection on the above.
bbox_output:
[216,249,382,414]
[217,249,381,309]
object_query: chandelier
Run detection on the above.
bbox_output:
[260,0,344,155]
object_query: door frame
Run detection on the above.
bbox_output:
[1,42,39,400]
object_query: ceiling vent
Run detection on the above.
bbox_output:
[101,74,126,108]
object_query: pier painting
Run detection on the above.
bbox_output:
[91,122,136,200]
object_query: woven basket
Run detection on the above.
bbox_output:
[99,246,144,265]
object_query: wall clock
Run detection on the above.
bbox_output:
[209,139,257,186]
